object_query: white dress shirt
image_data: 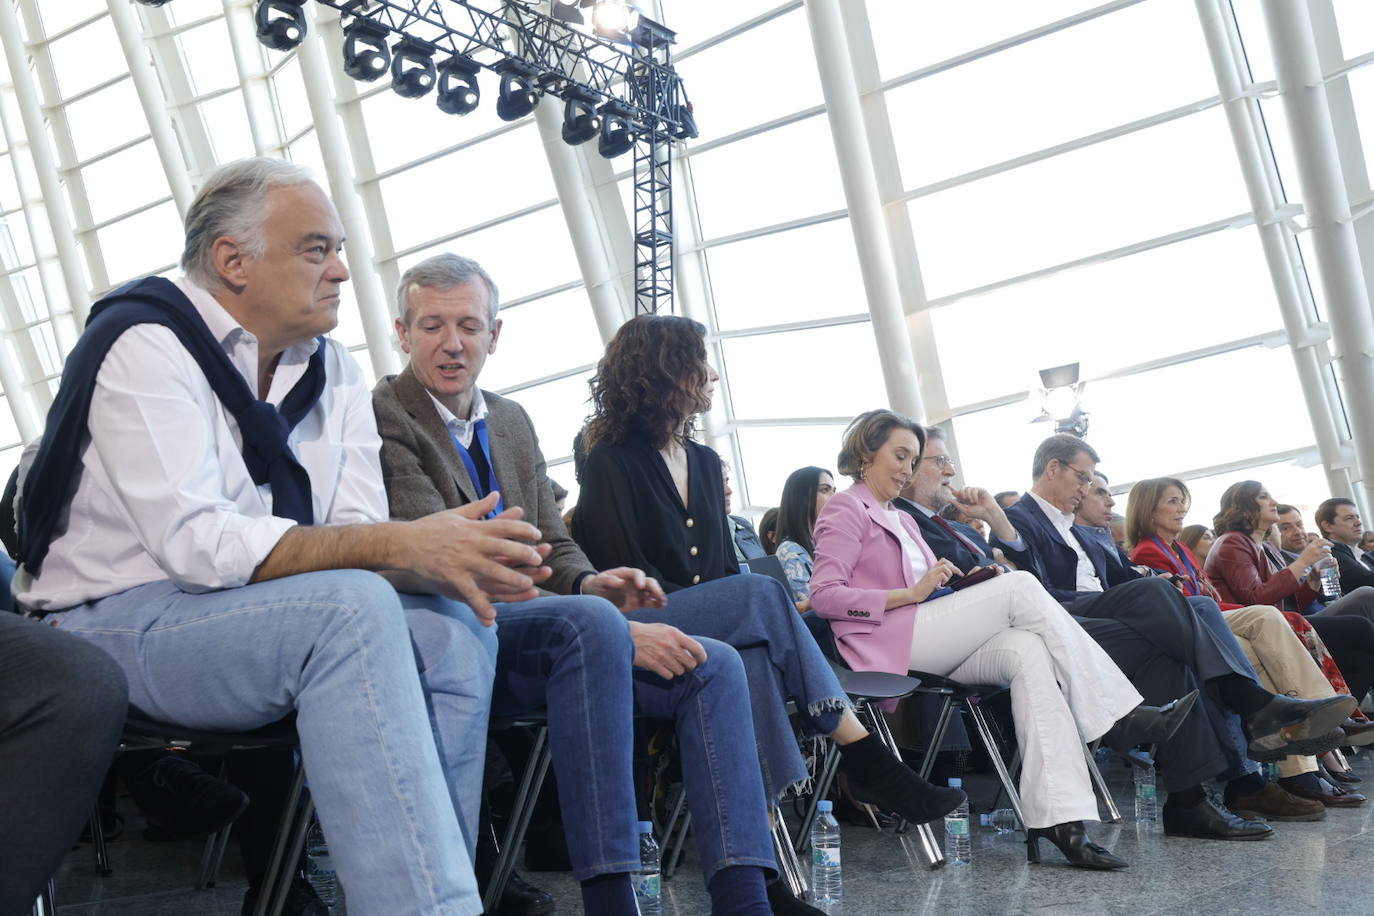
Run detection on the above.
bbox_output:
[1026,490,1102,593]
[427,387,489,449]
[886,509,931,581]
[15,276,385,610]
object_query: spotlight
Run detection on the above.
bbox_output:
[597,100,635,158]
[133,0,173,6]
[493,60,540,122]
[342,18,390,82]
[672,101,698,141]
[1031,362,1090,437]
[593,0,640,37]
[561,91,601,146]
[436,57,480,115]
[254,0,307,52]
[390,38,436,98]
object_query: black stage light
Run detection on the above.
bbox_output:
[390,38,436,98]
[255,0,307,52]
[436,57,480,115]
[133,0,173,6]
[597,100,635,158]
[342,18,391,82]
[493,60,539,122]
[672,101,698,140]
[561,92,601,146]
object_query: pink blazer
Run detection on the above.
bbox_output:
[811,481,938,682]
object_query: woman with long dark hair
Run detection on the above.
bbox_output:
[774,466,835,608]
[572,316,966,902]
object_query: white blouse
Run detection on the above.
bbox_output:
[886,508,930,581]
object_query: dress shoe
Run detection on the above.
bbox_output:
[1321,759,1363,785]
[241,877,329,916]
[488,871,556,916]
[766,879,826,915]
[1025,821,1127,870]
[1101,690,1199,752]
[1224,780,1326,822]
[127,754,250,836]
[1341,717,1374,747]
[1161,797,1274,840]
[1284,777,1368,808]
[1246,692,1355,761]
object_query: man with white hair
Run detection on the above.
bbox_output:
[11,158,548,916]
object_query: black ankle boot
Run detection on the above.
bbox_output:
[838,733,966,823]
[767,878,825,915]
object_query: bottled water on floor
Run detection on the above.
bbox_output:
[305,820,346,913]
[809,799,842,912]
[635,821,662,916]
[943,778,971,865]
[979,808,1019,835]
[1134,763,1158,824]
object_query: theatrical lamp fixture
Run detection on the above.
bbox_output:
[494,60,540,122]
[1031,362,1090,438]
[436,57,481,115]
[561,90,601,146]
[133,0,173,6]
[592,0,641,38]
[597,100,636,159]
[342,18,391,82]
[390,38,437,98]
[672,101,698,141]
[254,0,307,52]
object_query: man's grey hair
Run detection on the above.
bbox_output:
[923,425,946,442]
[180,157,316,290]
[1031,433,1099,481]
[395,253,500,327]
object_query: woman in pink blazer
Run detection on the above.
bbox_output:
[811,410,1163,871]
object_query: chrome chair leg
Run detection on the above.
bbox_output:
[254,763,309,916]
[794,739,844,855]
[965,699,1025,828]
[1085,740,1122,823]
[770,804,808,898]
[917,695,957,781]
[265,793,315,916]
[89,809,112,877]
[30,879,56,916]
[862,701,945,869]
[483,725,552,916]
[661,785,692,880]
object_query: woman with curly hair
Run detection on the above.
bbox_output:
[572,316,966,889]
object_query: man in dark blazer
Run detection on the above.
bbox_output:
[1316,498,1374,593]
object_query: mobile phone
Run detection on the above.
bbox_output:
[950,565,999,591]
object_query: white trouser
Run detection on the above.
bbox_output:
[908,570,1143,829]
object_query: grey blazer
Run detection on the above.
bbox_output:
[372,366,593,596]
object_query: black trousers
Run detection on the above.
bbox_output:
[1308,614,1374,707]
[0,614,127,916]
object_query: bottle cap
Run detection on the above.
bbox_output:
[638,820,654,834]
[817,800,833,813]
[979,814,991,826]
[949,778,962,788]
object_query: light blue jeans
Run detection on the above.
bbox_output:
[45,570,488,916]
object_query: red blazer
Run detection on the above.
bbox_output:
[1129,536,1239,610]
[1204,530,1318,612]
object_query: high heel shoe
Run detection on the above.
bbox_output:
[1025,821,1128,870]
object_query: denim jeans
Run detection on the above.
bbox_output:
[627,573,848,800]
[1186,596,1261,781]
[437,595,775,884]
[45,571,487,916]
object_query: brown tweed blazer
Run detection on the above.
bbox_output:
[372,365,593,596]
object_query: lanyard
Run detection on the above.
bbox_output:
[449,419,505,519]
[1147,535,1202,596]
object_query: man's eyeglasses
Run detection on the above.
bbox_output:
[1063,464,1094,486]
[923,455,954,469]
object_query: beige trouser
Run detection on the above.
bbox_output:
[1223,604,1333,777]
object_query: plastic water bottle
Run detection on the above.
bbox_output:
[305,820,345,912]
[1262,761,1281,781]
[1134,764,1158,824]
[635,821,662,916]
[943,778,971,865]
[979,808,1019,835]
[1316,555,1342,599]
[809,800,842,912]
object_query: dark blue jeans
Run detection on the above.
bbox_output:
[1185,595,1261,781]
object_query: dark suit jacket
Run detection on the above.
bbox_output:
[892,498,995,573]
[1332,542,1374,593]
[729,515,767,561]
[996,493,1136,603]
[372,366,592,597]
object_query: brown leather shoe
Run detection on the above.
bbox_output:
[1341,717,1374,747]
[1283,778,1368,808]
[1225,781,1326,822]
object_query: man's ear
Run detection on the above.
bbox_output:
[487,317,503,355]
[395,317,412,354]
[210,236,248,291]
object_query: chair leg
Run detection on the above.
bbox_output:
[661,785,692,881]
[483,725,553,916]
[30,879,55,916]
[917,695,957,780]
[964,699,1025,828]
[89,810,112,877]
[266,792,315,916]
[770,804,808,899]
[254,762,309,916]
[794,738,843,856]
[1084,740,1122,824]
[204,821,234,888]
[860,701,945,869]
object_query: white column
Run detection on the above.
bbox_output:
[222,0,282,156]
[1262,0,1374,508]
[294,6,399,377]
[0,0,90,324]
[803,0,924,421]
[1195,0,1354,500]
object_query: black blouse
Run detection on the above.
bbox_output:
[572,435,739,592]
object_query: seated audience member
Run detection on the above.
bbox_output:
[774,466,835,608]
[722,459,767,562]
[1181,524,1216,564]
[1276,504,1314,563]
[758,507,780,556]
[1316,498,1374,595]
[939,501,989,541]
[994,490,1020,510]
[1359,530,1374,567]
[572,315,966,836]
[10,159,538,916]
[1126,477,1370,810]
[810,410,1194,870]
[372,255,782,915]
[1206,482,1374,627]
[549,478,568,514]
[994,434,1353,837]
[0,615,126,914]
[0,552,13,613]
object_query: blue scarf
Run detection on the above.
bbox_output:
[19,277,324,574]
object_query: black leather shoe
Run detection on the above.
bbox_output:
[1341,717,1374,747]
[240,877,329,916]
[1025,821,1127,870]
[1161,797,1274,841]
[1101,690,1199,752]
[128,754,249,836]
[489,871,556,916]
[1245,694,1355,760]
[766,879,826,915]
[1248,727,1347,762]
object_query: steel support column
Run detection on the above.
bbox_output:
[1195,0,1354,502]
[803,0,924,421]
[1262,0,1374,508]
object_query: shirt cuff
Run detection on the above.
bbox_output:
[1001,536,1026,552]
[573,570,597,595]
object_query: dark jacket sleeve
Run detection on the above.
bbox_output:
[507,401,596,596]
[573,446,684,593]
[993,508,1082,603]
[1334,544,1374,593]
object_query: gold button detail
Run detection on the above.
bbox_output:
[689,546,699,556]
[686,518,695,528]
[692,574,701,584]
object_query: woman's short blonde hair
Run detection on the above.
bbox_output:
[837,409,925,482]
[1124,477,1189,549]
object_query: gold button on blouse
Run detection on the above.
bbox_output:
[686,518,695,528]
[689,546,699,556]
[692,574,701,584]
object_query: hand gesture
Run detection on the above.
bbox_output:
[1298,536,1333,571]
[628,621,708,679]
[911,558,960,603]
[582,567,668,612]
[950,486,998,520]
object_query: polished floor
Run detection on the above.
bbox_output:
[50,748,1374,915]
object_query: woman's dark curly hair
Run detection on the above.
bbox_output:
[582,314,712,451]
[1213,480,1265,535]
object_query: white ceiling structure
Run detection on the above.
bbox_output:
[1,0,1373,531]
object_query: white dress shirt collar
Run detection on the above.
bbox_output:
[1027,490,1102,592]
[427,387,488,450]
